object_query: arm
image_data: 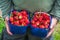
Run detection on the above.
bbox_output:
[46,0,60,38]
[46,18,57,38]
[1,0,13,35]
[5,16,13,35]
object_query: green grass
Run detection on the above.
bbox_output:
[0,18,5,39]
[0,18,60,40]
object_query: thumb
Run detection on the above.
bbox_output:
[7,29,13,35]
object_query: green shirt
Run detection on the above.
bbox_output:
[13,0,60,20]
[1,0,60,20]
[13,0,54,13]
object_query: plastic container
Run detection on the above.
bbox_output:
[8,10,30,34]
[30,14,52,38]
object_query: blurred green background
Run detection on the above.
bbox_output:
[0,17,60,40]
[0,18,5,39]
[53,22,60,40]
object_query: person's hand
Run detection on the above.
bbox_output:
[45,17,58,38]
[5,16,13,35]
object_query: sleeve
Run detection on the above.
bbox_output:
[0,9,2,17]
[50,0,60,21]
[1,0,13,19]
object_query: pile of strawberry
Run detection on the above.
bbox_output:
[9,10,30,26]
[31,12,51,29]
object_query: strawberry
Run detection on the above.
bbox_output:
[10,17,14,22]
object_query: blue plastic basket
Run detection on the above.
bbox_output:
[8,10,30,34]
[8,21,28,34]
[30,15,52,38]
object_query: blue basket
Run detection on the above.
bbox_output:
[8,21,28,34]
[30,15,52,38]
[8,10,30,34]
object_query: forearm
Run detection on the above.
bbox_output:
[46,17,58,38]
[47,0,60,37]
[46,28,54,38]
[5,17,10,31]
[4,16,12,35]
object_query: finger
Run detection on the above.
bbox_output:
[7,30,13,35]
[8,32,13,35]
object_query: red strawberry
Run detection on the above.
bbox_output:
[36,21,40,26]
[19,19,25,23]
[14,16,18,20]
[21,22,27,26]
[33,17,37,21]
[12,11,17,15]
[10,17,14,22]
[31,20,35,24]
[46,20,50,23]
[18,13,22,16]
[19,15,22,19]
[39,16,43,21]
[32,24,37,28]
[21,10,27,16]
[25,19,30,24]
[34,13,40,19]
[45,24,49,29]
[18,13,22,19]
[13,21,20,26]
[23,16,28,19]
[39,25,45,28]
[44,21,48,25]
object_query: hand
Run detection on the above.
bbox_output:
[5,16,13,35]
[45,17,58,38]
